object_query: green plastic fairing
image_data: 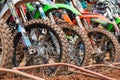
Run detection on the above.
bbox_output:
[26,3,35,12]
[107,17,120,31]
[115,17,120,24]
[43,3,81,15]
[43,4,57,13]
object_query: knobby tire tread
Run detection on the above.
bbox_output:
[0,19,14,68]
[56,20,94,66]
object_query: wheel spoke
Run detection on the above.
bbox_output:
[89,28,118,65]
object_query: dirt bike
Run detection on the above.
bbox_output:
[54,0,120,64]
[92,0,120,42]
[24,0,119,65]
[19,1,94,66]
[0,0,70,75]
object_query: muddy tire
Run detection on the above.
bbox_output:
[13,19,69,67]
[88,28,119,64]
[56,20,94,66]
[0,19,13,68]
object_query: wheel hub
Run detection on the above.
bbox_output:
[28,40,47,58]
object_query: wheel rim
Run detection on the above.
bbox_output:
[13,24,62,68]
[63,28,85,66]
[89,32,115,64]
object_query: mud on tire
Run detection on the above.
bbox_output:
[0,19,13,68]
[88,28,119,64]
[56,20,94,66]
[13,19,69,66]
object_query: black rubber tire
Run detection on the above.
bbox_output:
[56,20,94,66]
[13,19,69,66]
[0,19,13,68]
[88,28,120,63]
